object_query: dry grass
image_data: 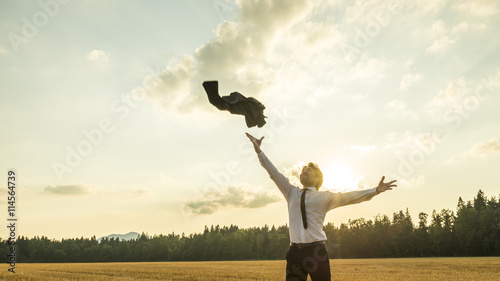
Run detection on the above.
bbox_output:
[1,257,499,280]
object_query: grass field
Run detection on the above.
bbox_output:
[1,257,499,280]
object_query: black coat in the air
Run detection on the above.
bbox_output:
[202,81,267,128]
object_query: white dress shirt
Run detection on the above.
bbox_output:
[258,151,379,244]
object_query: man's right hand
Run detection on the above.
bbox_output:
[245,132,264,153]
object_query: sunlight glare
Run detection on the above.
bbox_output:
[321,162,366,192]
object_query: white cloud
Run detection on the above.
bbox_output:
[400,73,422,90]
[416,175,426,185]
[283,161,306,187]
[148,173,173,186]
[442,137,500,164]
[185,184,280,214]
[425,70,499,116]
[0,44,9,55]
[427,77,468,108]
[471,138,500,156]
[426,36,456,54]
[343,0,404,25]
[384,131,442,155]
[306,86,334,106]
[405,58,414,68]
[347,145,378,154]
[454,0,498,17]
[147,0,313,114]
[347,57,387,82]
[424,19,472,54]
[427,20,447,38]
[409,0,448,17]
[86,49,109,63]
[386,99,405,111]
[43,183,96,196]
[148,55,195,112]
[443,155,460,165]
[400,174,425,186]
[385,99,418,119]
[299,21,343,52]
[451,22,470,33]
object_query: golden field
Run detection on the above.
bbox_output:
[1,257,499,280]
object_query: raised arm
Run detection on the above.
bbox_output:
[326,177,397,211]
[246,133,295,200]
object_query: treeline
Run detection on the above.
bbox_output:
[2,190,499,262]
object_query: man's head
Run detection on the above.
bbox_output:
[300,162,323,190]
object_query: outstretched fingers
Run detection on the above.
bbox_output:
[388,180,397,187]
[245,132,263,143]
[378,176,397,193]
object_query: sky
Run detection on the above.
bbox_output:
[1,0,499,240]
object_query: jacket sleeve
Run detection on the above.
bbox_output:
[257,151,296,200]
[326,188,378,211]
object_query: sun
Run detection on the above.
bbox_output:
[321,162,365,192]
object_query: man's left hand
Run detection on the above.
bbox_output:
[376,176,397,194]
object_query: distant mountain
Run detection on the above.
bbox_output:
[97,232,140,243]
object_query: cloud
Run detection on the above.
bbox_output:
[423,19,473,54]
[148,173,173,186]
[282,161,306,187]
[347,145,378,154]
[400,73,422,90]
[383,131,443,155]
[43,183,95,195]
[443,137,500,164]
[0,44,9,55]
[386,99,406,110]
[427,20,447,38]
[185,184,280,214]
[147,0,313,113]
[346,57,387,82]
[386,99,418,119]
[400,174,425,186]
[409,0,448,17]
[426,36,455,54]
[342,0,404,25]
[425,70,499,115]
[451,22,470,33]
[86,49,109,63]
[471,138,500,156]
[427,77,468,108]
[454,0,498,17]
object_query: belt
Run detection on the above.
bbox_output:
[290,241,326,249]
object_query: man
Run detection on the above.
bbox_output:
[245,132,397,281]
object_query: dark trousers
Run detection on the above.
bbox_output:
[285,243,331,281]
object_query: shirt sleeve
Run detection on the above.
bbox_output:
[257,151,296,200]
[326,188,378,211]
